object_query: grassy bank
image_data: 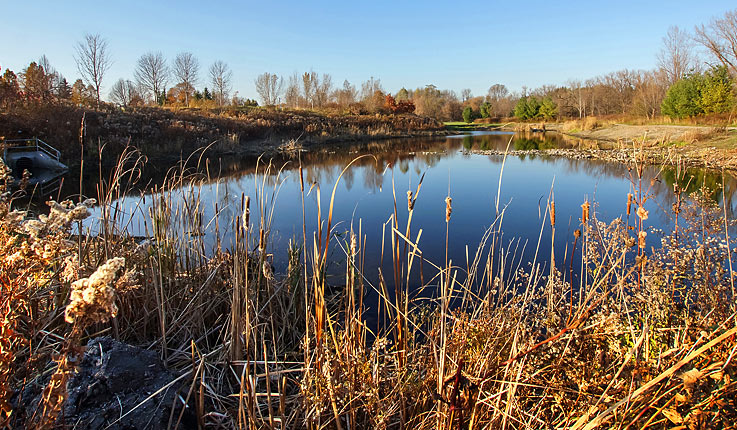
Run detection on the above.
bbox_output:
[2,144,736,428]
[0,105,446,169]
[444,122,505,132]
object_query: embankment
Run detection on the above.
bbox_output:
[0,105,447,169]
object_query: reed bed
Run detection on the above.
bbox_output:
[1,141,736,429]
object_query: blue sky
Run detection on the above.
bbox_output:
[2,1,735,101]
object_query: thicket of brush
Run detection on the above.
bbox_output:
[0,104,444,168]
[1,144,736,429]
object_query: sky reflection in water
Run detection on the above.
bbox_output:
[91,131,737,294]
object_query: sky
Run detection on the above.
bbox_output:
[2,1,735,102]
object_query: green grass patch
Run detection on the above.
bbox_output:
[444,122,502,131]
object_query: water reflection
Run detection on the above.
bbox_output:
[89,132,737,284]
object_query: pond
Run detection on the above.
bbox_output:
[89,131,737,291]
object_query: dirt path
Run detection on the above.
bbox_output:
[550,123,725,143]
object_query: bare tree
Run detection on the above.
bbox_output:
[694,9,737,75]
[314,73,333,107]
[657,26,697,85]
[360,77,384,112]
[302,70,318,108]
[209,60,232,107]
[74,33,112,105]
[36,55,59,98]
[254,72,283,105]
[135,52,169,104]
[334,80,357,106]
[173,52,199,106]
[461,88,472,102]
[109,79,141,107]
[486,84,511,118]
[565,80,587,118]
[285,73,301,108]
[486,84,508,101]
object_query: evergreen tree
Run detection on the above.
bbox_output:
[699,66,734,114]
[662,73,704,118]
[480,102,492,118]
[513,97,529,119]
[462,106,474,123]
[0,69,21,108]
[56,77,72,100]
[538,97,557,120]
[395,87,410,102]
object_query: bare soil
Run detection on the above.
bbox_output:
[555,123,726,142]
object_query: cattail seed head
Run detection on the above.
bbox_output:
[626,193,633,216]
[407,190,414,211]
[550,201,556,227]
[581,201,590,223]
[574,229,581,239]
[242,196,250,230]
[445,196,452,222]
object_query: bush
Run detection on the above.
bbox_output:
[662,66,735,119]
[462,106,474,123]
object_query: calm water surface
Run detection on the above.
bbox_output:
[91,131,737,288]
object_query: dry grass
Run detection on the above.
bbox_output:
[559,116,614,133]
[679,127,728,144]
[1,139,736,428]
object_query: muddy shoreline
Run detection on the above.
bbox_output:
[480,122,737,171]
[467,144,737,171]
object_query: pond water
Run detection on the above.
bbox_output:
[90,131,737,289]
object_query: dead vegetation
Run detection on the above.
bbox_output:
[1,137,736,429]
[0,104,445,169]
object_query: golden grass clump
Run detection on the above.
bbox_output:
[64,257,125,325]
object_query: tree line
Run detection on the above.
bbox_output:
[1,9,736,122]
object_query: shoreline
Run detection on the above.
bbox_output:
[458,122,737,171]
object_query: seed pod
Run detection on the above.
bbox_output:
[581,201,590,223]
[242,196,250,230]
[445,196,452,222]
[550,201,556,227]
[638,230,647,249]
[407,190,413,211]
[637,206,648,221]
[627,193,633,216]
[574,229,581,239]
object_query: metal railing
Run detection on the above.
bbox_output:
[2,138,62,161]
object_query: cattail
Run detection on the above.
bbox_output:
[581,201,590,223]
[262,260,274,280]
[445,196,452,222]
[350,231,357,259]
[638,230,647,249]
[407,190,414,211]
[636,206,648,221]
[574,229,581,239]
[242,196,250,230]
[259,227,265,253]
[626,193,633,216]
[549,201,556,227]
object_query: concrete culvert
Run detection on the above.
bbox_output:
[13,156,33,179]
